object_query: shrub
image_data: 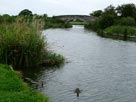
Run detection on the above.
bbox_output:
[98,14,115,29]
[104,25,136,36]
[41,51,65,66]
[85,18,100,31]
[85,14,115,30]
[114,17,136,26]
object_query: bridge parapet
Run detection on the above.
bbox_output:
[54,15,97,24]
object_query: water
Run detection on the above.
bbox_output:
[25,25,136,102]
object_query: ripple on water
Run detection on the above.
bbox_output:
[25,26,136,102]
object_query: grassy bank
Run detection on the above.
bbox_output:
[0,64,48,102]
[69,21,86,25]
[104,26,136,36]
[97,26,136,41]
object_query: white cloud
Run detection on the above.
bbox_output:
[0,0,135,16]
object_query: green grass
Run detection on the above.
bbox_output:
[104,26,136,36]
[0,64,48,102]
[69,21,86,25]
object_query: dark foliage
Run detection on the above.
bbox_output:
[19,9,33,16]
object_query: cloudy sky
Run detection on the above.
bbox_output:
[0,0,135,16]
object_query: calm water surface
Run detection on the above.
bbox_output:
[25,25,136,102]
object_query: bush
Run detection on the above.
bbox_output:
[104,25,136,36]
[114,17,136,26]
[41,51,65,66]
[85,14,115,30]
[85,18,100,31]
[98,14,115,29]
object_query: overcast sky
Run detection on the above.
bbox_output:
[0,0,135,16]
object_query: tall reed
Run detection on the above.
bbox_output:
[0,17,46,68]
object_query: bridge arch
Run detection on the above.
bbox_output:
[53,15,96,24]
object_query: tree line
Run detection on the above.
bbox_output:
[85,3,136,40]
[0,9,71,28]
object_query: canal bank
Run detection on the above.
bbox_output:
[97,30,136,42]
[0,64,48,102]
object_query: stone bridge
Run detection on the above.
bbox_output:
[54,15,97,24]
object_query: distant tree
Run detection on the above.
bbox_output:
[19,9,33,16]
[86,3,136,31]
[2,14,15,23]
[87,13,115,30]
[0,15,2,23]
[90,10,103,17]
[43,14,48,18]
[104,5,117,16]
[116,3,136,18]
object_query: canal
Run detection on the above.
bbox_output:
[25,25,136,102]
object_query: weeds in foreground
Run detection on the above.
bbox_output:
[0,18,46,68]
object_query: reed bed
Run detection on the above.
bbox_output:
[0,17,65,68]
[0,18,46,68]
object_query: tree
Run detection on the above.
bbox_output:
[43,14,48,18]
[116,3,136,18]
[104,5,117,16]
[0,15,2,23]
[1,14,15,23]
[90,10,103,17]
[98,14,115,29]
[19,9,33,16]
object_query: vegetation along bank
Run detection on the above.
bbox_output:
[0,9,67,102]
[85,3,136,41]
[0,64,48,102]
[0,9,66,68]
